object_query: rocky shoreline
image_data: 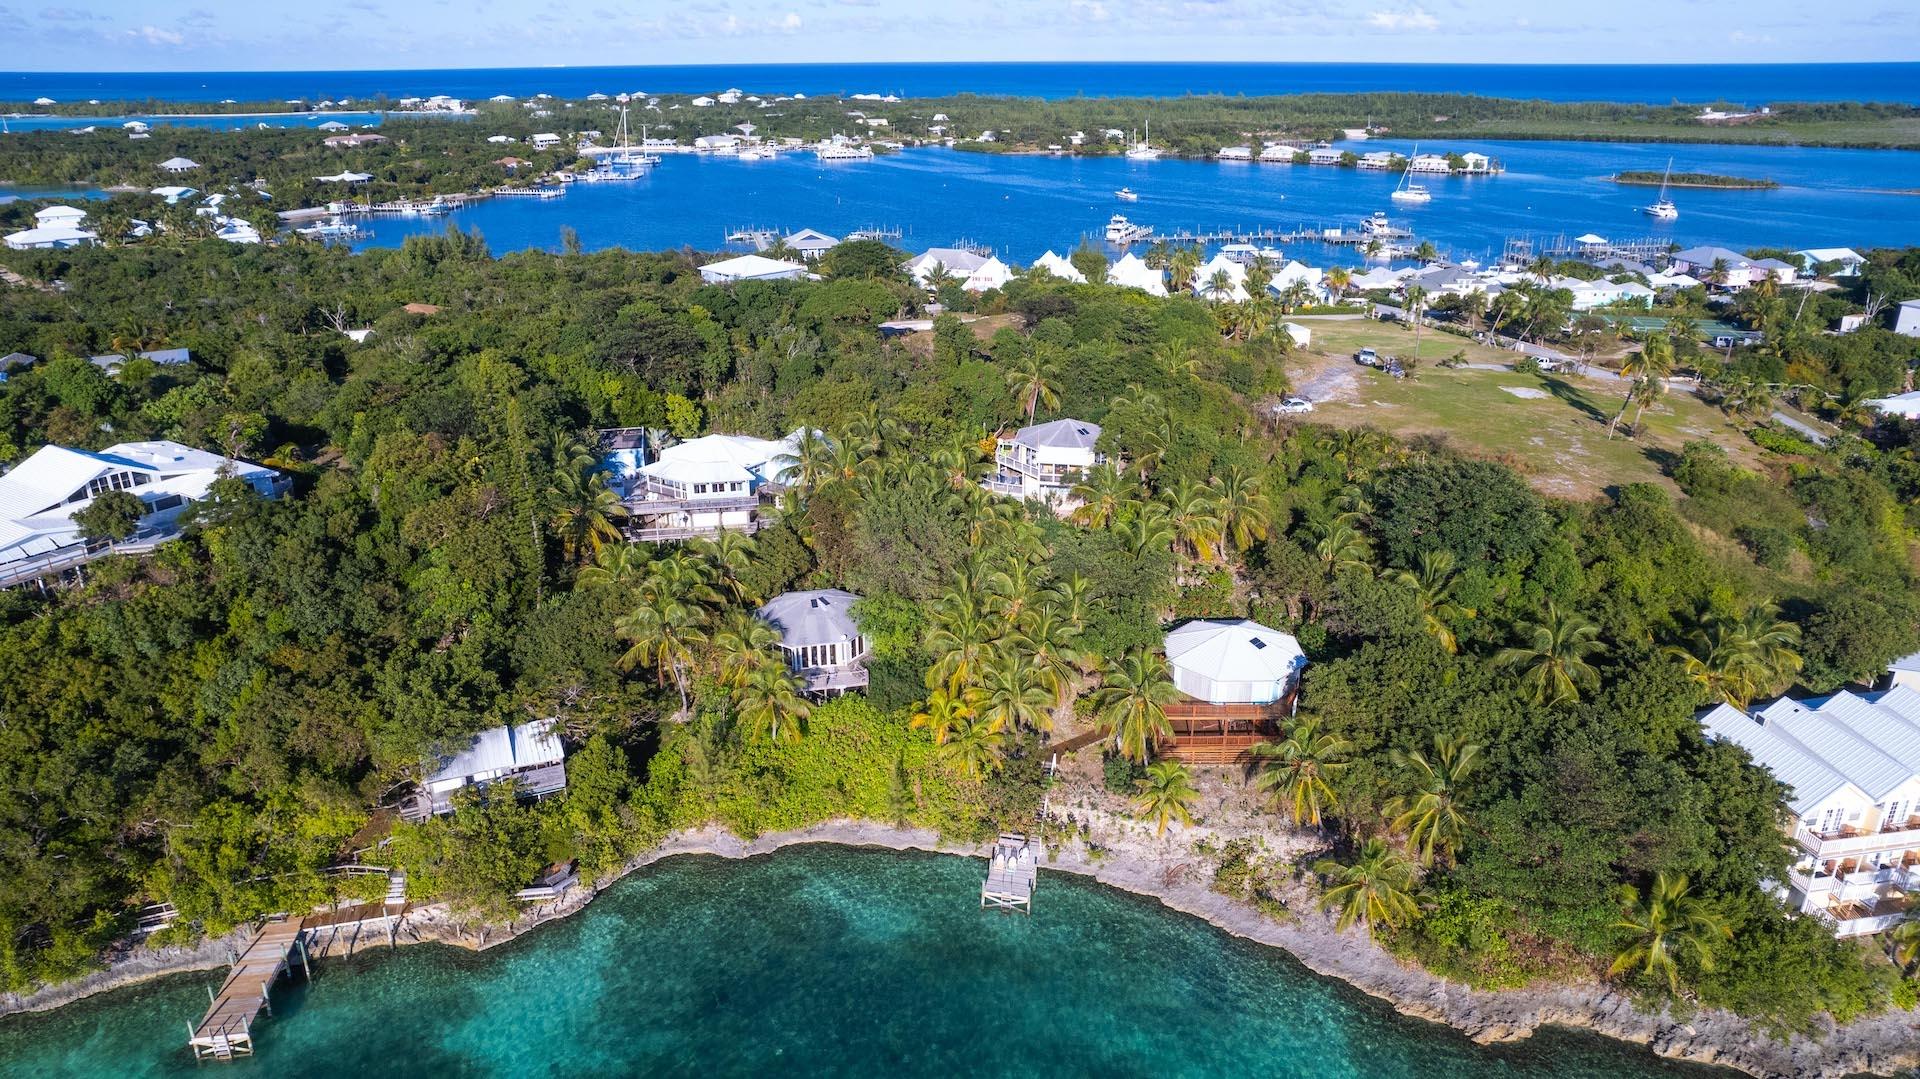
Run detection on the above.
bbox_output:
[5,819,1916,1078]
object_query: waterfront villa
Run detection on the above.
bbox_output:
[1407,153,1451,174]
[1108,252,1168,296]
[1217,145,1254,161]
[783,228,840,260]
[699,254,808,284]
[758,588,871,695]
[0,440,288,589]
[1306,147,1344,166]
[1160,618,1307,764]
[1697,680,1920,938]
[408,719,568,819]
[618,431,797,541]
[1669,246,1798,289]
[983,418,1103,507]
[1032,249,1086,283]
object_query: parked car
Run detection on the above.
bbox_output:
[1274,396,1314,414]
[1355,347,1379,367]
[1385,362,1407,379]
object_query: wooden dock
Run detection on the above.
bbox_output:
[187,917,309,1061]
[981,833,1039,914]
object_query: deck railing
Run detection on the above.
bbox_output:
[0,528,172,589]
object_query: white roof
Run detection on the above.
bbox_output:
[1701,687,1920,813]
[1010,418,1100,451]
[1164,619,1305,685]
[1573,233,1608,245]
[700,254,806,281]
[1194,253,1249,301]
[427,719,563,786]
[1796,247,1864,263]
[315,171,373,183]
[645,433,789,485]
[1032,249,1086,283]
[758,588,863,648]
[1867,390,1920,418]
[963,256,1013,293]
[784,228,839,250]
[157,156,199,169]
[1108,253,1166,296]
[4,225,96,249]
[1891,651,1920,675]
[34,205,87,225]
[905,247,989,279]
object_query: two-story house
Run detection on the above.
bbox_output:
[758,588,870,695]
[1698,682,1920,937]
[623,433,794,542]
[982,418,1104,508]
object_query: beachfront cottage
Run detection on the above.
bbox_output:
[699,254,807,284]
[783,228,840,260]
[410,719,567,818]
[983,418,1103,507]
[1159,619,1308,765]
[1032,249,1086,283]
[0,440,287,589]
[758,589,871,695]
[622,431,795,541]
[1697,677,1920,938]
[1107,253,1168,296]
[156,156,199,173]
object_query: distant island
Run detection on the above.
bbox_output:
[1613,170,1780,189]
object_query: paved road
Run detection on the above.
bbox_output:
[1770,410,1833,446]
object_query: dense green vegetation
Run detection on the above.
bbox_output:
[1613,171,1779,189]
[0,232,1917,1034]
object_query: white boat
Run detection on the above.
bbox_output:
[738,149,766,161]
[1362,210,1394,236]
[1643,157,1679,220]
[816,143,874,161]
[1389,143,1432,203]
[1124,119,1161,161]
[1114,187,1139,202]
[1105,213,1152,244]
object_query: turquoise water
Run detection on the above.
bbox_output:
[0,846,1726,1078]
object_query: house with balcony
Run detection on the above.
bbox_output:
[406,719,567,819]
[982,418,1103,508]
[758,588,870,695]
[0,440,288,589]
[618,431,798,542]
[1698,682,1920,938]
[1159,618,1307,765]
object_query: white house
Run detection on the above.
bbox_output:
[32,205,88,230]
[1796,248,1866,278]
[1699,683,1920,938]
[758,588,870,695]
[1408,153,1451,174]
[1889,652,1920,692]
[1306,147,1344,166]
[1865,390,1920,420]
[1032,249,1086,283]
[156,157,200,173]
[903,247,990,287]
[782,228,840,260]
[1164,619,1307,705]
[1280,322,1312,348]
[150,185,198,203]
[962,256,1014,293]
[529,132,561,150]
[1268,260,1329,303]
[623,432,795,541]
[1669,247,1798,289]
[699,254,807,284]
[690,96,716,107]
[1893,299,1920,338]
[0,440,287,589]
[983,418,1103,506]
[1107,252,1167,296]
[1217,145,1254,161]
[1193,253,1249,302]
[413,719,567,818]
[4,224,97,250]
[316,120,350,132]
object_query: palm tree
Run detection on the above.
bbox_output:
[911,688,975,746]
[1168,247,1202,293]
[1609,335,1675,438]
[737,662,811,742]
[1890,918,1920,971]
[1314,838,1420,932]
[1212,467,1273,553]
[1133,761,1201,837]
[1005,606,1083,707]
[1666,604,1802,707]
[1457,289,1489,334]
[1496,600,1606,707]
[1247,717,1352,828]
[1413,240,1439,265]
[1202,267,1236,303]
[548,453,626,564]
[1163,476,1223,563]
[971,650,1056,734]
[1313,518,1373,577]
[1005,349,1062,424]
[1093,650,1180,764]
[576,543,650,591]
[1610,872,1729,993]
[709,608,781,689]
[1388,550,1475,654]
[692,529,758,604]
[1403,284,1429,360]
[1069,462,1136,528]
[1116,501,1176,559]
[1324,266,1352,304]
[773,427,835,491]
[939,711,1008,779]
[615,592,709,714]
[925,587,997,693]
[1385,733,1482,867]
[929,430,987,490]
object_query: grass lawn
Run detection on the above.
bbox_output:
[1283,321,1761,499]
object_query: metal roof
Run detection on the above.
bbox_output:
[426,719,564,787]
[1011,418,1100,451]
[758,588,863,648]
[1164,618,1305,685]
[1702,688,1920,813]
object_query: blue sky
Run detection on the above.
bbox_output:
[5,0,1918,69]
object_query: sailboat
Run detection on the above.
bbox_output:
[1125,118,1160,161]
[1390,143,1432,203]
[1643,157,1679,220]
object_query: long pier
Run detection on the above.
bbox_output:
[188,917,309,1061]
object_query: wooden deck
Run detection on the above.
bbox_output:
[1160,700,1286,766]
[188,917,308,1061]
[981,833,1039,914]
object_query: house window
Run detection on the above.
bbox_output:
[150,494,184,511]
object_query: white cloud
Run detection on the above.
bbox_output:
[128,24,185,45]
[1069,0,1110,21]
[1728,29,1775,45]
[781,11,802,31]
[1367,8,1438,32]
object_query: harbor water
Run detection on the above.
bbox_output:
[0,845,1733,1078]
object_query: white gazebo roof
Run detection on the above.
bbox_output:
[1108,253,1166,296]
[963,256,1013,292]
[758,588,863,648]
[1164,619,1304,686]
[1032,249,1086,283]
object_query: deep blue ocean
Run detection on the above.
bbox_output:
[0,847,1733,1078]
[5,62,1920,106]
